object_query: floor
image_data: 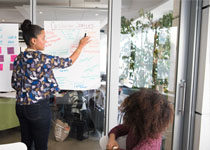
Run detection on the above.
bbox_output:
[0,127,101,150]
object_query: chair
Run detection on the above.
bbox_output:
[0,142,27,150]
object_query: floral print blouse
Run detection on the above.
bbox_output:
[11,50,72,105]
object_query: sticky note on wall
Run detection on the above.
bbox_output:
[11,55,17,62]
[10,64,13,71]
[0,55,4,62]
[0,64,3,71]
[7,47,14,54]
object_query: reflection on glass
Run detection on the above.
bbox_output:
[0,1,30,23]
[0,1,108,150]
[119,0,180,149]
[36,1,108,149]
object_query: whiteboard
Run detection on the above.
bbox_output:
[44,21,101,90]
[0,24,19,92]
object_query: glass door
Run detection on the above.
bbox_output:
[118,0,182,149]
[36,1,109,149]
[0,0,109,150]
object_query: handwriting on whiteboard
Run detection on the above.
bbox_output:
[44,21,101,90]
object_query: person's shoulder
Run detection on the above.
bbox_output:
[34,50,48,58]
[35,50,43,55]
[39,52,57,63]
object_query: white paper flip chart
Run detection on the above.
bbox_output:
[44,21,101,90]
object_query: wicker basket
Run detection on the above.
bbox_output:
[54,119,70,142]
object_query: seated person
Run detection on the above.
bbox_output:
[107,88,174,150]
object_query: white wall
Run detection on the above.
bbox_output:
[195,4,210,115]
[194,2,210,149]
[151,0,174,21]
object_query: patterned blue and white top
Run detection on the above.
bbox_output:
[11,50,72,105]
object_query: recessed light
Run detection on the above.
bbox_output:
[95,14,99,16]
[39,11,43,14]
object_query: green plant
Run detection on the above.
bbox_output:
[120,9,173,92]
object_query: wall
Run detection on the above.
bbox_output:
[194,1,210,149]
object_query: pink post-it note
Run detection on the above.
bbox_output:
[0,64,3,71]
[10,64,13,71]
[0,47,2,54]
[0,55,4,62]
[11,55,17,62]
[7,47,14,54]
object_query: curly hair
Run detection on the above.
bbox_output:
[120,88,173,141]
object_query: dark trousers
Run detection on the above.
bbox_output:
[16,99,52,150]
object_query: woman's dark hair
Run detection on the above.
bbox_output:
[21,19,44,46]
[120,88,174,141]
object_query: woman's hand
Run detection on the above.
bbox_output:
[106,134,119,150]
[78,36,91,50]
[106,139,119,150]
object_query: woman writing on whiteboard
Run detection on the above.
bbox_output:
[11,19,90,150]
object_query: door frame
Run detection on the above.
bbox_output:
[105,0,121,135]
[173,0,202,149]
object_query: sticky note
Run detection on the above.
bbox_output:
[0,55,4,62]
[0,64,3,71]
[10,64,13,71]
[11,55,17,62]
[7,47,14,54]
[0,47,1,54]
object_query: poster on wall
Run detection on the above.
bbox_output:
[0,24,19,92]
[44,21,100,90]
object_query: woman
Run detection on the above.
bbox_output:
[11,19,90,150]
[106,88,174,150]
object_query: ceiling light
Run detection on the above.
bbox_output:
[2,19,5,22]
[95,14,99,16]
[39,11,43,14]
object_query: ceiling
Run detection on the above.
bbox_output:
[0,0,169,29]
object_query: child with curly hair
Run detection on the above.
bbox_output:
[106,88,174,150]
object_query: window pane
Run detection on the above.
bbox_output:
[119,0,181,149]
[36,1,108,149]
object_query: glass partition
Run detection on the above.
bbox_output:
[119,0,181,149]
[0,0,30,48]
[0,0,29,143]
[0,1,109,150]
[0,1,30,23]
[0,0,185,149]
[36,0,108,149]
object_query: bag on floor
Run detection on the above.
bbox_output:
[54,119,70,142]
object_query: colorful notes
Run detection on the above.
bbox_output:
[0,24,19,91]
[7,47,14,54]
[0,55,4,62]
[0,64,3,71]
[11,55,17,62]
[10,64,13,70]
